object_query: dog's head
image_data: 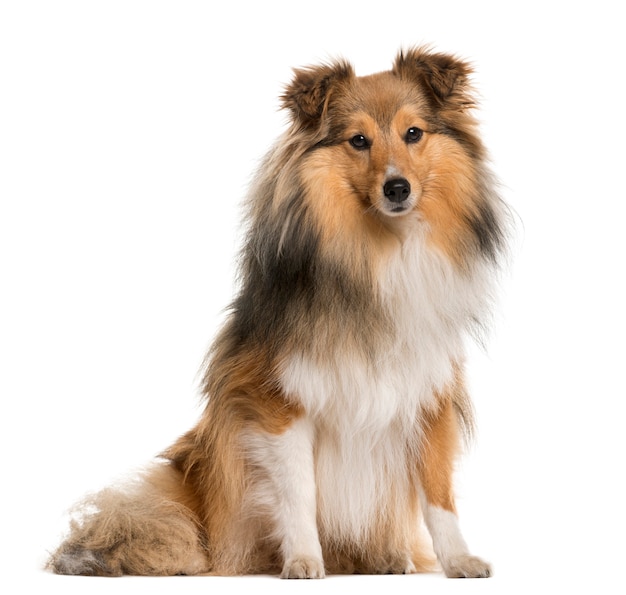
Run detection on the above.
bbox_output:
[280,47,503,267]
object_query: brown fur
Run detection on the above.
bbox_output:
[163,344,303,574]
[47,465,208,576]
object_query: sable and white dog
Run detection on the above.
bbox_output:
[49,47,507,579]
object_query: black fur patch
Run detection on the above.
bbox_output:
[231,192,320,348]
[466,199,504,263]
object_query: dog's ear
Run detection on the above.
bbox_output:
[281,61,354,128]
[393,47,474,110]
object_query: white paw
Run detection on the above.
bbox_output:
[443,554,492,578]
[280,556,325,579]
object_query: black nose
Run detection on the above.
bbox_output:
[383,178,411,203]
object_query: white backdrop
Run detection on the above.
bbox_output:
[1,1,624,592]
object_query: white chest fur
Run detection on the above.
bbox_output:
[278,235,490,541]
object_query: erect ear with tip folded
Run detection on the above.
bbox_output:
[281,61,354,128]
[393,47,474,109]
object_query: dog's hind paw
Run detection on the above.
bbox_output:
[280,556,325,579]
[443,554,492,578]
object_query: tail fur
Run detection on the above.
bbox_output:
[47,463,209,576]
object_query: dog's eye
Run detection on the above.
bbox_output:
[349,134,370,150]
[405,127,424,143]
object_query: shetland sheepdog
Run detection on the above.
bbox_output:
[48,47,507,579]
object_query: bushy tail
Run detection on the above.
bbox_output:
[47,463,209,576]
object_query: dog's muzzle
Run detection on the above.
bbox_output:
[383,177,412,213]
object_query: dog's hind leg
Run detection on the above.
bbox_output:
[47,463,209,576]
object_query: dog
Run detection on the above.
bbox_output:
[48,47,507,579]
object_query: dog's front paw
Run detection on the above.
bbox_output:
[280,556,325,579]
[443,555,492,578]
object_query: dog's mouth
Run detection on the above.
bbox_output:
[359,189,419,219]
[379,197,417,217]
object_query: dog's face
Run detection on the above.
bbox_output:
[281,49,500,267]
[324,72,431,220]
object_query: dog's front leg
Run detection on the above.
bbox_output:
[247,416,324,578]
[417,400,492,578]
